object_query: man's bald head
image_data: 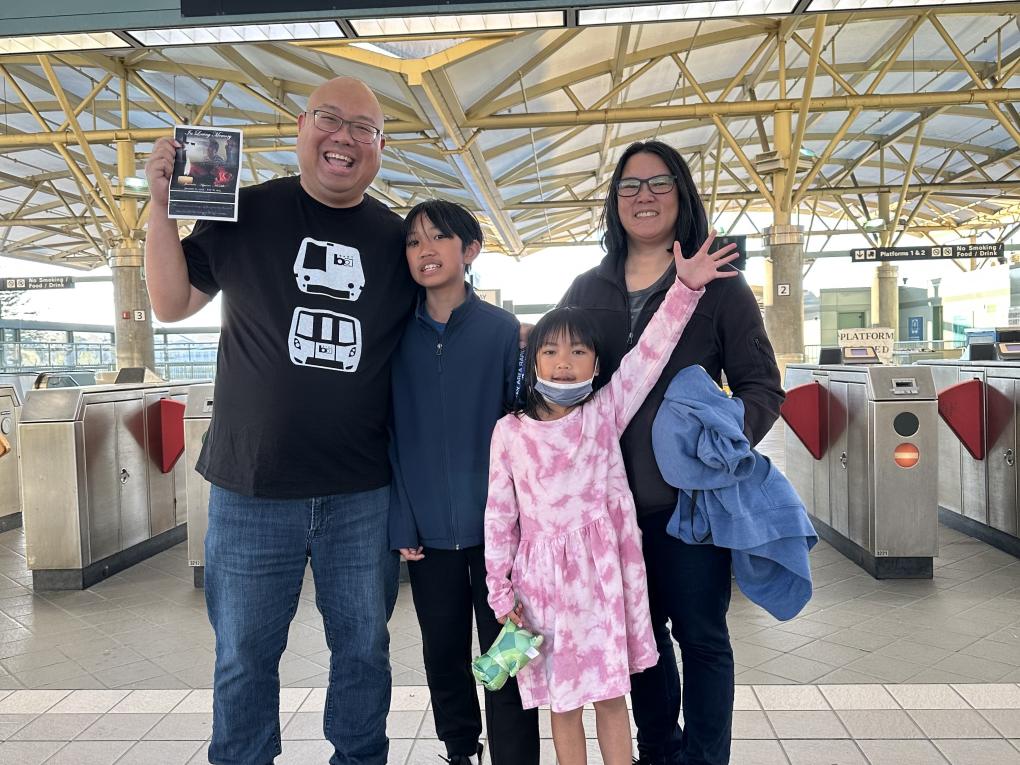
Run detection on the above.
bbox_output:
[297,76,386,208]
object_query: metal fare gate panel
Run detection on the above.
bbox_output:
[782,364,938,578]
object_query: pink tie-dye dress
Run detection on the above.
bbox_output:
[484,279,703,712]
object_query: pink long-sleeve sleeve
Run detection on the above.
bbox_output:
[602,278,704,435]
[484,421,521,619]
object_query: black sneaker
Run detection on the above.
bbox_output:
[440,743,484,764]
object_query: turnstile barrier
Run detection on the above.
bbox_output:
[183,384,213,588]
[783,364,939,578]
[0,385,23,531]
[18,381,203,590]
[917,360,1019,556]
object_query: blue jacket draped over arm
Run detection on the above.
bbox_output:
[651,365,817,621]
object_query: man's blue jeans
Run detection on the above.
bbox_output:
[204,484,397,765]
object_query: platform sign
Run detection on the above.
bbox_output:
[1,276,74,291]
[908,316,924,341]
[851,242,1003,262]
[838,327,894,365]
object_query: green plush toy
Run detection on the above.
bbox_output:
[471,620,544,692]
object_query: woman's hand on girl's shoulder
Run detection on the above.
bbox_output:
[674,230,740,291]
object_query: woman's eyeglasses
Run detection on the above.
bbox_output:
[307,109,381,144]
[615,174,677,197]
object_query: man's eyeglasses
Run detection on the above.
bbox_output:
[615,174,677,197]
[307,109,381,144]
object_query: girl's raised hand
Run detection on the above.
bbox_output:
[674,230,740,291]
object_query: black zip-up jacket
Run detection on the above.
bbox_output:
[560,254,785,517]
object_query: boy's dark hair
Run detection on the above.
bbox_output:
[514,307,600,420]
[600,140,707,263]
[404,199,483,253]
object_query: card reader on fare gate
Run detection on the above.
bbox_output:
[841,346,880,364]
[890,377,919,396]
[998,342,1020,360]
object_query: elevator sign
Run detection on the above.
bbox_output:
[851,242,1004,262]
[1,276,74,291]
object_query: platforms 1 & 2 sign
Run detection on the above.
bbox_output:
[851,242,1004,262]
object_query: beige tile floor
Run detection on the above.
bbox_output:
[0,683,1018,763]
[0,422,1017,761]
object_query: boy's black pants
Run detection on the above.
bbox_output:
[407,545,540,764]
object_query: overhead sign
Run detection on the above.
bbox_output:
[0,276,75,291]
[838,327,895,365]
[851,242,1004,262]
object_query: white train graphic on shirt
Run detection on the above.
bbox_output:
[288,307,362,372]
[293,237,365,301]
[289,237,365,373]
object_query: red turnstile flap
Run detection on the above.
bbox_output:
[938,379,985,461]
[780,381,828,460]
[159,398,187,474]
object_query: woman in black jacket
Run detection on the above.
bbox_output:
[560,141,784,765]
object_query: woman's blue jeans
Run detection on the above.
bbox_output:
[204,484,397,765]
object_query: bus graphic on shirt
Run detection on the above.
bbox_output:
[289,307,362,373]
[294,237,365,301]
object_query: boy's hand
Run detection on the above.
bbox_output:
[497,602,525,628]
[145,136,180,208]
[674,230,740,291]
[399,546,424,562]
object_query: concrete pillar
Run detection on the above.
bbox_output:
[108,246,156,371]
[764,223,805,375]
[876,263,899,337]
[930,279,943,341]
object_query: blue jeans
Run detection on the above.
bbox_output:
[631,508,734,765]
[205,485,397,765]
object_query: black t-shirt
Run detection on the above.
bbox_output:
[182,176,416,498]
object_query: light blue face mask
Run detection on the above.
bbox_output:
[534,373,596,407]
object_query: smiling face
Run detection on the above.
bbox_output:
[405,212,480,289]
[535,330,598,384]
[617,151,680,251]
[296,77,385,209]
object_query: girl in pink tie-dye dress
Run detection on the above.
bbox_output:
[484,235,738,765]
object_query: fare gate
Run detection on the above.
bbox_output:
[0,384,23,531]
[18,382,198,590]
[183,383,214,588]
[916,359,1020,557]
[782,364,939,578]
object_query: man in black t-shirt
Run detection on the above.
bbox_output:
[144,77,415,765]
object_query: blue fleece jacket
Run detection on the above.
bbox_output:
[389,286,522,551]
[651,365,817,621]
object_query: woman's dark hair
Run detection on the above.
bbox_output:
[514,307,601,420]
[600,140,707,262]
[404,199,483,251]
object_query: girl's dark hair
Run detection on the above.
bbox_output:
[600,140,707,262]
[514,307,601,420]
[404,199,483,251]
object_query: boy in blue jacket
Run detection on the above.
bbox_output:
[389,200,539,765]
